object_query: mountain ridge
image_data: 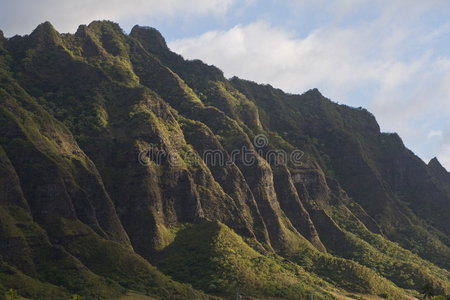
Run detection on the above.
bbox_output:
[0,20,449,300]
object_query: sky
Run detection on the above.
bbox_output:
[1,0,450,169]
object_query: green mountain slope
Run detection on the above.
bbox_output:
[0,21,449,299]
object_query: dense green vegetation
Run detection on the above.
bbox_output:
[156,221,334,299]
[0,21,449,299]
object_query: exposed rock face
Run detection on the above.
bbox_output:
[0,21,449,299]
[272,165,326,252]
[231,77,450,267]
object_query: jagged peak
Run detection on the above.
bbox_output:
[0,30,5,49]
[305,87,323,97]
[78,21,130,57]
[31,21,57,36]
[428,156,440,165]
[75,24,100,43]
[75,24,90,37]
[429,157,448,172]
[88,20,125,36]
[130,25,168,53]
[74,24,108,58]
[29,21,61,45]
[429,156,440,165]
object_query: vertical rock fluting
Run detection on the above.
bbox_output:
[1,21,450,298]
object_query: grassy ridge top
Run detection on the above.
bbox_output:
[0,21,449,300]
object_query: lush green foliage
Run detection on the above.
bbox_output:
[157,221,333,299]
[0,21,449,300]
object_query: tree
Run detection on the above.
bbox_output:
[7,289,18,300]
[420,283,434,300]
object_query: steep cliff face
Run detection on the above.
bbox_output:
[231,77,450,267]
[0,21,449,300]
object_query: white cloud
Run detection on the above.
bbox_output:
[169,21,425,98]
[428,130,443,139]
[1,0,449,169]
[169,1,450,169]
[171,22,370,95]
[290,0,368,18]
[0,0,234,36]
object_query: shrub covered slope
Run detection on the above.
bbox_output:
[0,21,449,299]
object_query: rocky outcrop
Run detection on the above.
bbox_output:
[1,21,449,299]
